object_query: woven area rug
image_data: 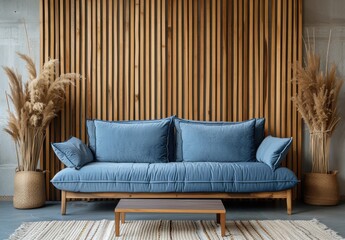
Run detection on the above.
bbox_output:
[9,219,343,240]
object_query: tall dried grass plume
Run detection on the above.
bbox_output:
[293,32,343,174]
[3,53,79,171]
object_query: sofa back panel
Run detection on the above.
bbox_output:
[179,119,256,162]
[93,118,172,163]
[174,118,262,162]
[87,116,175,162]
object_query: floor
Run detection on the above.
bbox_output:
[0,199,344,239]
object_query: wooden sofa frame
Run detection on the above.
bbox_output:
[61,188,293,215]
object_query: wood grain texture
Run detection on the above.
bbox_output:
[62,189,293,215]
[115,199,225,213]
[40,0,303,200]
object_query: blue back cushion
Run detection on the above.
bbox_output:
[51,137,94,170]
[179,119,256,162]
[86,120,96,154]
[254,118,265,148]
[256,135,293,170]
[174,118,264,162]
[87,116,175,162]
[93,118,172,163]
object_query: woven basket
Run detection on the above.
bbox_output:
[304,171,339,206]
[13,170,46,209]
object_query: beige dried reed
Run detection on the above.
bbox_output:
[3,53,79,171]
[293,34,343,174]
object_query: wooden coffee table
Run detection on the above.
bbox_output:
[114,199,226,237]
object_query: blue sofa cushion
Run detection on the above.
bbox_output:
[93,118,172,163]
[174,118,265,162]
[86,120,96,154]
[51,137,94,170]
[51,162,298,193]
[180,119,256,162]
[256,136,293,170]
[87,116,175,161]
[254,118,265,148]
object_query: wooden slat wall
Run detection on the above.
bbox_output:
[40,0,303,200]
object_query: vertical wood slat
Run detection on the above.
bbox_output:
[108,0,114,120]
[40,0,303,200]
[227,0,233,121]
[96,0,101,119]
[161,0,167,118]
[157,0,162,119]
[130,0,135,120]
[177,0,182,118]
[233,0,238,121]
[48,0,54,200]
[114,0,119,120]
[91,0,96,119]
[193,0,198,119]
[124,0,129,120]
[145,0,151,119]
[205,0,210,121]
[188,0,193,119]
[139,0,144,119]
[216,0,221,121]
[151,0,156,119]
[167,0,172,117]
[222,0,227,120]
[134,0,140,119]
[199,0,205,120]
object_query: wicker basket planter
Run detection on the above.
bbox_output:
[13,170,46,209]
[304,171,340,206]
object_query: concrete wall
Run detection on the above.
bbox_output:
[303,0,345,196]
[1,0,345,197]
[0,0,39,197]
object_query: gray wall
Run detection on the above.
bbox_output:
[0,0,345,196]
[0,0,39,196]
[303,0,345,196]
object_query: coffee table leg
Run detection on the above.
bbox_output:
[216,213,220,224]
[220,213,226,237]
[121,212,126,223]
[115,212,120,236]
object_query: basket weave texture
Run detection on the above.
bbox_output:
[13,170,45,209]
[304,172,339,206]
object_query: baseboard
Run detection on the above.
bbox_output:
[0,195,13,201]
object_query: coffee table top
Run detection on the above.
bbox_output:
[115,199,225,214]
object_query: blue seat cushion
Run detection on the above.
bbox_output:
[51,137,94,170]
[51,162,298,193]
[87,117,175,162]
[256,136,293,170]
[174,118,265,162]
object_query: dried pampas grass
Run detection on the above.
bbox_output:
[3,53,79,171]
[293,31,343,174]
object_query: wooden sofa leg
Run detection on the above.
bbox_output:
[61,191,67,215]
[286,189,292,215]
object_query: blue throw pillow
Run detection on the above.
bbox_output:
[51,137,94,170]
[179,119,256,162]
[174,118,264,162]
[93,117,172,163]
[256,135,293,170]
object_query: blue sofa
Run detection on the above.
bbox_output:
[51,117,298,215]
